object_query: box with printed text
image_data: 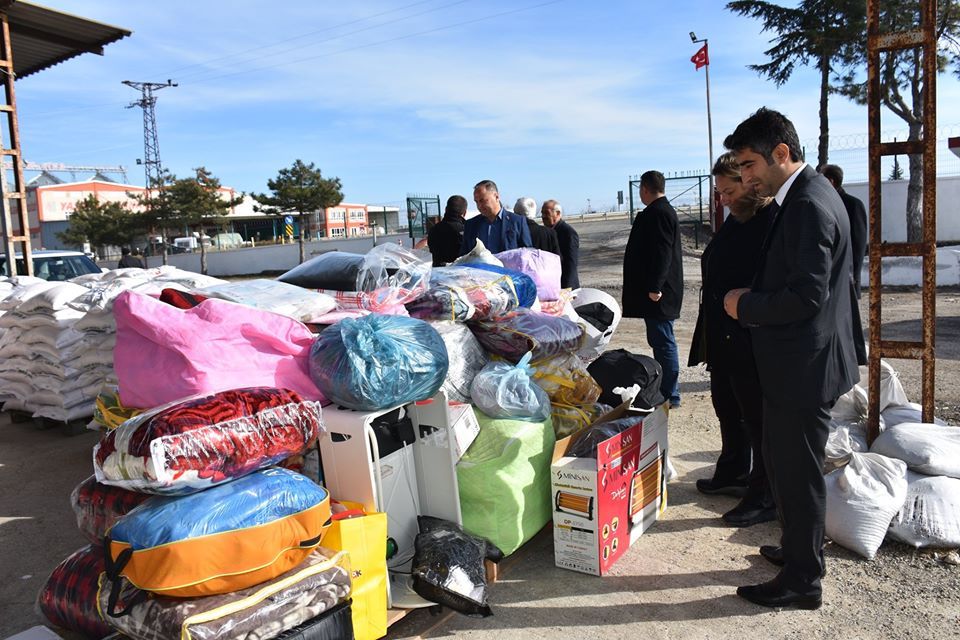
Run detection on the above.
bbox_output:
[550,403,668,576]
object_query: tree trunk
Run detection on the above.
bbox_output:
[161,226,168,266]
[200,235,208,275]
[298,213,306,264]
[906,121,923,242]
[817,58,830,169]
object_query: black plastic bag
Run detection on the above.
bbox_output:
[566,416,646,459]
[587,348,665,409]
[411,516,503,617]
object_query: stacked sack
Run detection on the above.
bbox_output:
[37,386,350,640]
[822,359,959,559]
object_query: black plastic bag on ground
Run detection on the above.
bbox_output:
[411,516,503,617]
[587,348,665,409]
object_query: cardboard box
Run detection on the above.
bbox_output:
[551,403,668,576]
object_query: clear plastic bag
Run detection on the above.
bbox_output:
[100,548,350,640]
[428,320,488,403]
[71,475,149,544]
[201,279,337,322]
[308,314,449,411]
[532,353,601,405]
[355,243,431,312]
[462,263,537,308]
[470,352,550,422]
[94,387,323,495]
[406,266,518,322]
[411,516,503,617]
[550,401,612,439]
[36,544,113,639]
[468,307,583,364]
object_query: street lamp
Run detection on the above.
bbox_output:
[690,31,715,227]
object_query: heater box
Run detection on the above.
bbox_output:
[551,403,668,576]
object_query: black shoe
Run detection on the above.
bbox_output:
[758,545,827,577]
[737,579,822,610]
[722,504,777,527]
[696,477,748,497]
[759,545,784,566]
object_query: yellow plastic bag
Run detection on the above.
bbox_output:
[532,354,601,406]
[325,502,388,640]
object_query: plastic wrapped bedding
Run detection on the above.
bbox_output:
[462,263,537,308]
[468,307,583,364]
[278,252,367,290]
[308,314,448,411]
[104,468,332,599]
[428,320,488,403]
[456,412,555,556]
[36,544,114,639]
[113,290,325,408]
[99,548,350,640]
[495,248,562,302]
[531,353,601,405]
[71,475,150,544]
[94,387,322,495]
[201,279,337,322]
[405,266,518,322]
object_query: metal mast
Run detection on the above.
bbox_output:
[122,79,176,190]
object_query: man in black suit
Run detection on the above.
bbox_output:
[541,199,580,289]
[622,172,683,407]
[723,108,860,610]
[514,197,560,255]
[427,195,467,266]
[819,164,867,299]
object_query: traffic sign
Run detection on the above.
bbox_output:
[283,215,294,225]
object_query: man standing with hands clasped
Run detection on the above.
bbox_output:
[722,108,859,610]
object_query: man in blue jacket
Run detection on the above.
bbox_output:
[460,179,531,255]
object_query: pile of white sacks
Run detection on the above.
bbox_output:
[824,361,960,558]
[0,267,225,423]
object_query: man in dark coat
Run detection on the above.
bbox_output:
[819,164,867,298]
[514,197,560,255]
[428,195,467,266]
[723,107,860,611]
[542,200,580,289]
[460,180,531,255]
[118,247,145,269]
[622,171,683,407]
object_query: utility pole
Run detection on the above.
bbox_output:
[123,79,176,262]
[123,79,176,190]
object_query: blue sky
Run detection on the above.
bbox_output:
[16,0,960,213]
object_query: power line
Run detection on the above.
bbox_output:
[184,0,567,86]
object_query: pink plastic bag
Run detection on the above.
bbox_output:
[495,248,562,302]
[113,290,326,408]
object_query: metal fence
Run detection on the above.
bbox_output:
[629,174,710,248]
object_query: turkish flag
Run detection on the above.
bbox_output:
[691,43,709,70]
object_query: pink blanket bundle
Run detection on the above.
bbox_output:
[113,290,326,408]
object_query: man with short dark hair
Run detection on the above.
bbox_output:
[722,107,860,611]
[622,170,683,408]
[118,247,145,269]
[460,180,531,255]
[819,164,867,299]
[428,195,467,266]
[541,199,580,288]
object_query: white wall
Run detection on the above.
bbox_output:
[141,234,414,277]
[845,175,960,243]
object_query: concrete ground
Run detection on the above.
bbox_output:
[1,217,959,639]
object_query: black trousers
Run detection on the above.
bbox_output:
[709,369,768,503]
[762,398,831,594]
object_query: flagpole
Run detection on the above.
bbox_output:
[690,33,715,228]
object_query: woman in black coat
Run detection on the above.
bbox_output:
[688,152,775,527]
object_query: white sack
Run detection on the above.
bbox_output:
[825,452,908,559]
[888,472,960,548]
[871,422,960,478]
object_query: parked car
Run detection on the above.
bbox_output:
[0,249,103,281]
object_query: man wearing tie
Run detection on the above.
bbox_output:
[723,108,859,611]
